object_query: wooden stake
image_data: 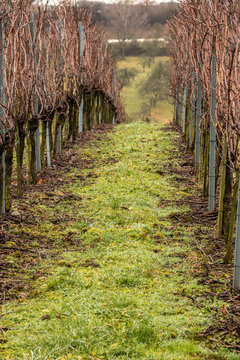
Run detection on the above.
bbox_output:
[57,114,62,154]
[225,171,239,264]
[195,79,202,170]
[46,121,51,166]
[30,14,41,173]
[189,75,196,148]
[182,33,189,134]
[209,43,217,211]
[79,21,84,85]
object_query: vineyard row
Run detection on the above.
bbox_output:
[0,1,125,215]
[169,0,240,289]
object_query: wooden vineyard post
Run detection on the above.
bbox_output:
[40,121,46,168]
[26,118,38,185]
[185,96,191,144]
[195,48,202,170]
[107,107,111,124]
[56,119,61,154]
[173,97,176,123]
[35,107,40,170]
[175,98,178,125]
[175,93,179,125]
[5,146,13,212]
[233,175,240,291]
[72,103,78,141]
[68,101,74,140]
[0,14,6,213]
[202,115,209,197]
[78,95,83,134]
[102,100,107,124]
[79,99,84,133]
[56,20,62,154]
[90,93,97,126]
[195,79,201,170]
[189,74,196,149]
[56,113,64,154]
[83,93,91,131]
[225,171,239,264]
[30,14,41,173]
[182,34,189,134]
[86,93,91,130]
[98,95,102,124]
[208,42,217,211]
[46,120,51,166]
[78,21,84,133]
[43,82,51,167]
[217,134,227,235]
[95,94,100,125]
[177,91,181,127]
[16,121,25,196]
[26,15,38,184]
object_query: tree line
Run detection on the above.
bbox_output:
[77,0,177,57]
[78,1,178,33]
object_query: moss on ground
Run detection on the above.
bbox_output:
[0,123,238,360]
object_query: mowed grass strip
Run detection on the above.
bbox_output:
[0,123,238,360]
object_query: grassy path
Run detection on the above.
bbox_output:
[0,123,237,360]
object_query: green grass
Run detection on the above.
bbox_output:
[117,56,173,124]
[0,123,238,360]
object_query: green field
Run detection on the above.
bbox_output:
[117,56,173,124]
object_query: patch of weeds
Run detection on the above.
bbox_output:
[45,268,84,291]
[109,196,122,210]
[116,274,142,288]
[111,295,137,309]
[127,321,158,345]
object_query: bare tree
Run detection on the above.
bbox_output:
[138,61,169,109]
[108,0,148,58]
